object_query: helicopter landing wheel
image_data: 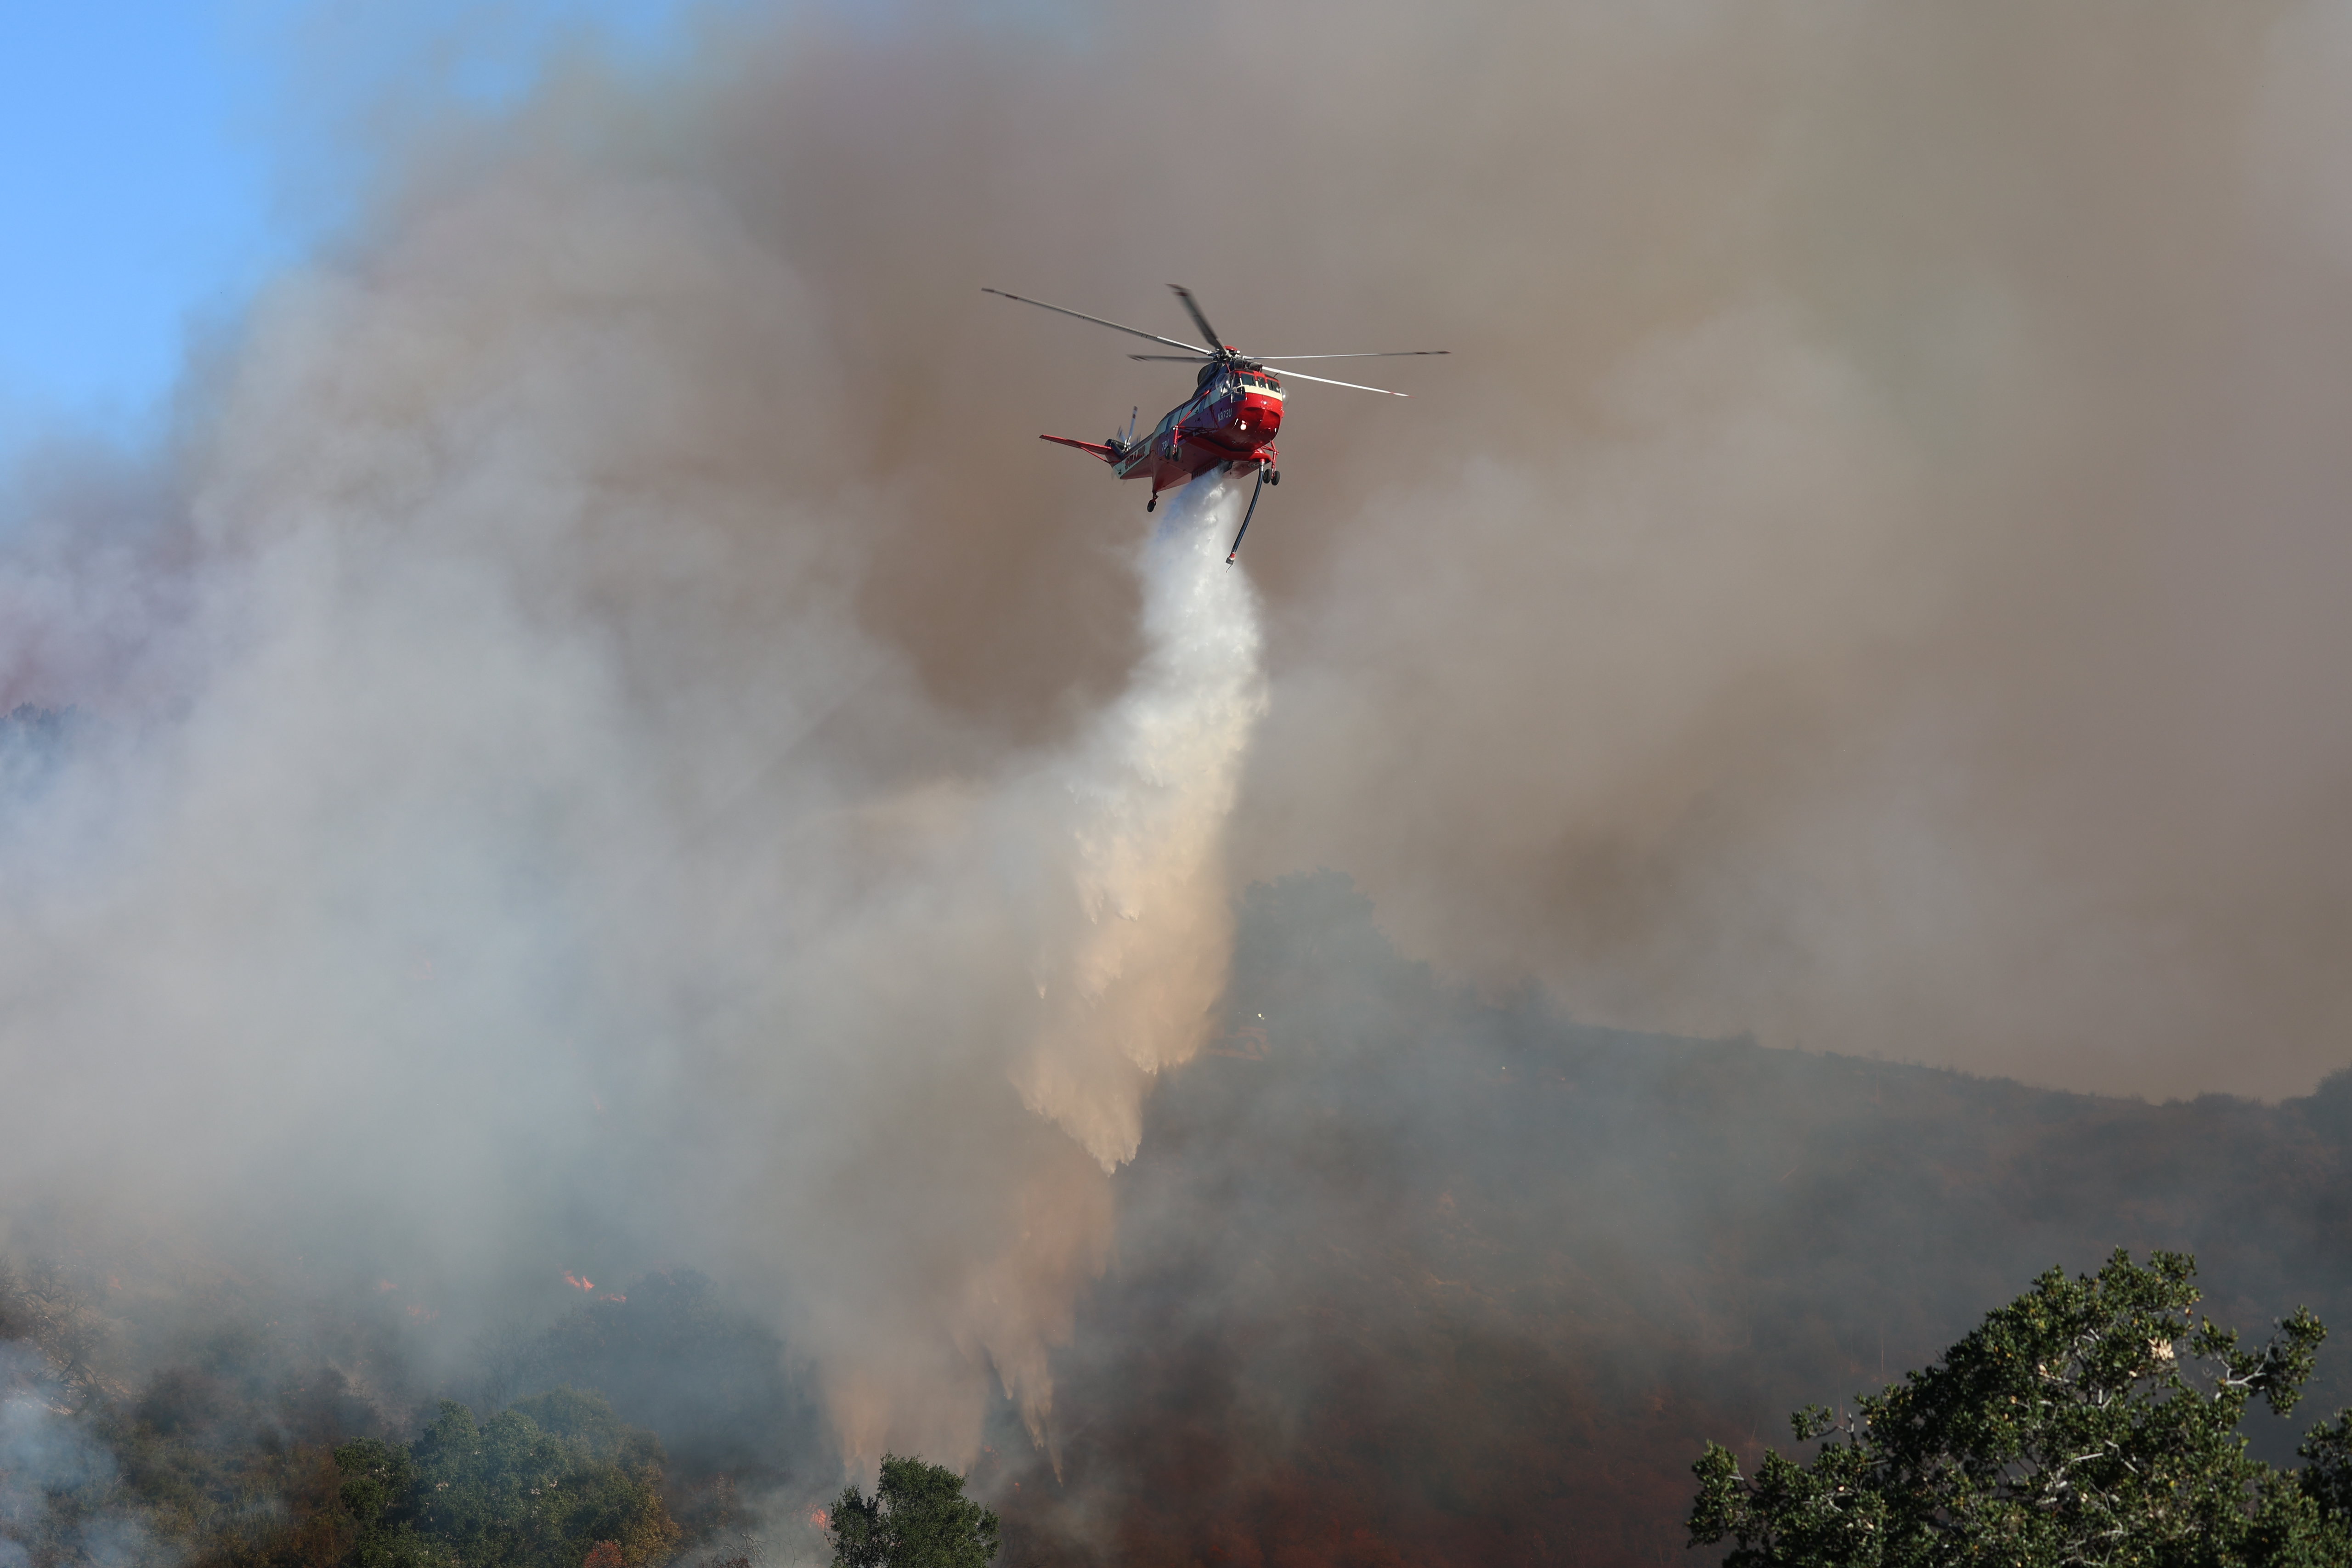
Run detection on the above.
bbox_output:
[1267,468,1281,486]
[1146,495,1157,513]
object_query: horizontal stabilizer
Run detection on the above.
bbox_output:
[1040,434,1120,463]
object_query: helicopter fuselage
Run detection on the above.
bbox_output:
[1040,363,1285,496]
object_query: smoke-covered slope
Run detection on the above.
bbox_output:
[4,872,2346,1567]
[987,872,2352,1566]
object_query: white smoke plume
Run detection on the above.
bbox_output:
[0,1341,151,1568]
[0,127,1265,1473]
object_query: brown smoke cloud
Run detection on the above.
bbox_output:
[4,0,2352,1491]
[618,0,2352,1104]
[1223,0,2352,1102]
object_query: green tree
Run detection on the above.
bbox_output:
[334,1391,677,1568]
[1688,1250,2352,1566]
[825,1455,999,1568]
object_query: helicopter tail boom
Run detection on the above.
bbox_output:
[1039,433,1122,463]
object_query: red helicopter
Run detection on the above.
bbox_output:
[984,284,1446,562]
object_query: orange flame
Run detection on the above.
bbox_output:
[809,1508,830,1529]
[564,1272,594,1291]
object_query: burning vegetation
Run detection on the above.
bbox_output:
[334,1390,677,1568]
[0,1257,837,1568]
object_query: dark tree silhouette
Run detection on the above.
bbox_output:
[826,1455,999,1568]
[1690,1250,2352,1566]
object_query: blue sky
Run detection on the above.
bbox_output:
[0,0,715,451]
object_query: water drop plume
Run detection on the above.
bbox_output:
[1015,481,1269,1172]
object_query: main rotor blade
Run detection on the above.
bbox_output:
[1259,364,1411,397]
[983,288,1209,355]
[1130,353,1216,361]
[1168,285,1227,352]
[1248,351,1450,360]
